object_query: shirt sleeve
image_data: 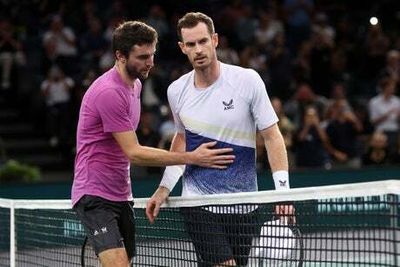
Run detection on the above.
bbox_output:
[248,70,279,130]
[95,89,134,133]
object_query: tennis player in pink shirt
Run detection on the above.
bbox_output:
[71,21,234,267]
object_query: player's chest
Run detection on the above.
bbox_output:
[178,90,251,126]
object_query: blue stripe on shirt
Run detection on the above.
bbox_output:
[184,130,257,195]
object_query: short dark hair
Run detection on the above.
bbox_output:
[177,12,215,41]
[112,21,158,58]
[379,75,397,90]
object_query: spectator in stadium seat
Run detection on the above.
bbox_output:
[294,105,345,169]
[71,21,234,267]
[254,9,284,48]
[379,49,400,83]
[146,12,294,267]
[284,82,328,129]
[362,131,390,165]
[40,65,74,148]
[325,99,363,168]
[42,15,78,76]
[368,76,400,159]
[0,18,25,90]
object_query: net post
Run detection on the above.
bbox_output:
[10,200,15,267]
[389,194,398,267]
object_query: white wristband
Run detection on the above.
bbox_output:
[272,170,290,190]
[159,165,185,191]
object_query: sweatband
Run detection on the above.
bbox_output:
[272,170,290,190]
[159,165,185,191]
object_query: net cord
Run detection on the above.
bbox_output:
[0,179,399,210]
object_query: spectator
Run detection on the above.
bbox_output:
[294,105,336,169]
[325,99,363,168]
[0,18,25,90]
[42,15,78,76]
[362,131,390,165]
[40,65,74,148]
[284,82,328,129]
[254,10,284,47]
[326,83,352,113]
[368,76,400,158]
[380,49,400,82]
[311,12,335,45]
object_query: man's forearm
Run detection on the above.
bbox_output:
[265,134,288,172]
[261,125,290,190]
[159,132,186,191]
[127,145,192,166]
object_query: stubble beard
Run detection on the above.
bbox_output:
[125,64,148,81]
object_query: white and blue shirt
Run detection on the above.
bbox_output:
[168,63,278,197]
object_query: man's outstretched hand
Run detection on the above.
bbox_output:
[146,187,170,224]
[189,141,235,169]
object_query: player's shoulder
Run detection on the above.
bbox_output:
[86,70,126,99]
[168,70,194,93]
[221,63,260,81]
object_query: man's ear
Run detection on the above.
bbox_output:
[213,33,219,48]
[178,42,187,55]
[115,50,126,62]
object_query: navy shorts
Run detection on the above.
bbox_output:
[181,207,259,267]
[73,195,136,259]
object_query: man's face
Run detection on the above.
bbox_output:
[179,22,218,70]
[125,43,156,80]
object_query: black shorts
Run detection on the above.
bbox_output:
[181,207,259,267]
[73,195,136,259]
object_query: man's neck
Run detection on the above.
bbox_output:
[194,60,220,89]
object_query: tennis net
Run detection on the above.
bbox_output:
[0,180,399,266]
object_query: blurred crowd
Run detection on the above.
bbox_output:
[1,0,400,175]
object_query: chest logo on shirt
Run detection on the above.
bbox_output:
[222,99,234,110]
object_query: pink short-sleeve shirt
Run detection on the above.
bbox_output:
[71,67,141,206]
